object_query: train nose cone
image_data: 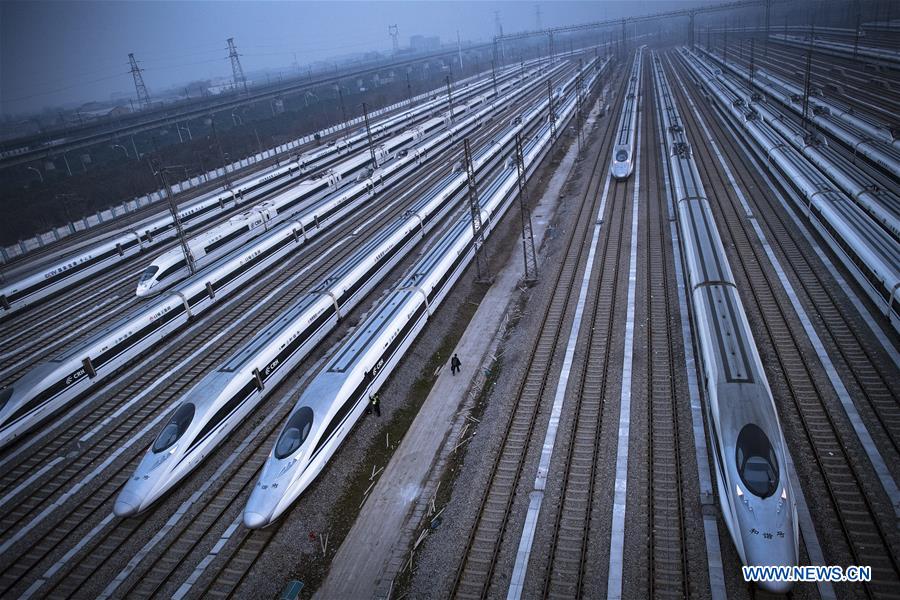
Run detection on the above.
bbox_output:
[113,489,142,517]
[243,510,269,529]
[746,540,797,594]
[758,577,794,595]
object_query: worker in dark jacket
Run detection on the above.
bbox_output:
[450,353,462,375]
[366,392,381,416]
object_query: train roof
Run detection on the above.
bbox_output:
[220,292,322,373]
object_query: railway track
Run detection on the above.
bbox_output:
[0,66,550,382]
[673,54,900,463]
[539,137,627,599]
[667,51,900,596]
[746,43,900,122]
[2,68,503,273]
[87,67,589,600]
[642,61,690,599]
[450,63,627,599]
[0,66,520,346]
[0,68,571,597]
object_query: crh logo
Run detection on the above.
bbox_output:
[65,367,86,385]
[371,358,385,377]
[264,359,280,377]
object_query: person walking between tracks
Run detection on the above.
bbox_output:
[366,392,381,417]
[450,353,462,375]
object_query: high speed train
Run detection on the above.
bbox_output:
[113,106,543,516]
[243,59,603,529]
[0,59,568,449]
[0,162,301,316]
[0,62,526,318]
[611,48,643,180]
[682,48,900,334]
[135,65,561,297]
[653,53,798,592]
[687,49,900,244]
[695,47,900,179]
[136,104,460,296]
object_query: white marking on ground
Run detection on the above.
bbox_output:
[507,103,613,600]
[606,73,641,600]
[0,456,65,512]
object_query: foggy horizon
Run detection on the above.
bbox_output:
[1,0,709,118]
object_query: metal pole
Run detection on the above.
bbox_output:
[801,45,813,135]
[337,84,349,138]
[749,38,756,93]
[723,19,729,66]
[463,138,490,282]
[491,60,498,97]
[689,12,695,48]
[362,102,377,169]
[514,133,538,283]
[547,79,556,139]
[406,71,413,106]
[209,116,232,192]
[575,61,584,152]
[156,162,196,275]
[445,75,455,122]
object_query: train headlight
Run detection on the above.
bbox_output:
[777,487,788,513]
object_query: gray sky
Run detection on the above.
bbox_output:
[1,0,708,117]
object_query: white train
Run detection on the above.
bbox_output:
[696,47,900,178]
[243,58,604,529]
[611,48,643,180]
[687,49,900,243]
[113,103,547,516]
[682,49,900,334]
[0,62,527,317]
[0,59,569,449]
[134,76,527,297]
[653,53,798,593]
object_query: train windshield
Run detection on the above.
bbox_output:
[735,424,779,498]
[139,266,159,284]
[274,407,314,459]
[615,150,629,162]
[152,403,195,453]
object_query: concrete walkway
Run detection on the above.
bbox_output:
[315,102,602,600]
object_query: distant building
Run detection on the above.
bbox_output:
[206,78,254,95]
[410,35,440,52]
[75,104,131,122]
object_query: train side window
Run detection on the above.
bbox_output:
[274,407,314,459]
[153,403,196,453]
[735,423,779,498]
